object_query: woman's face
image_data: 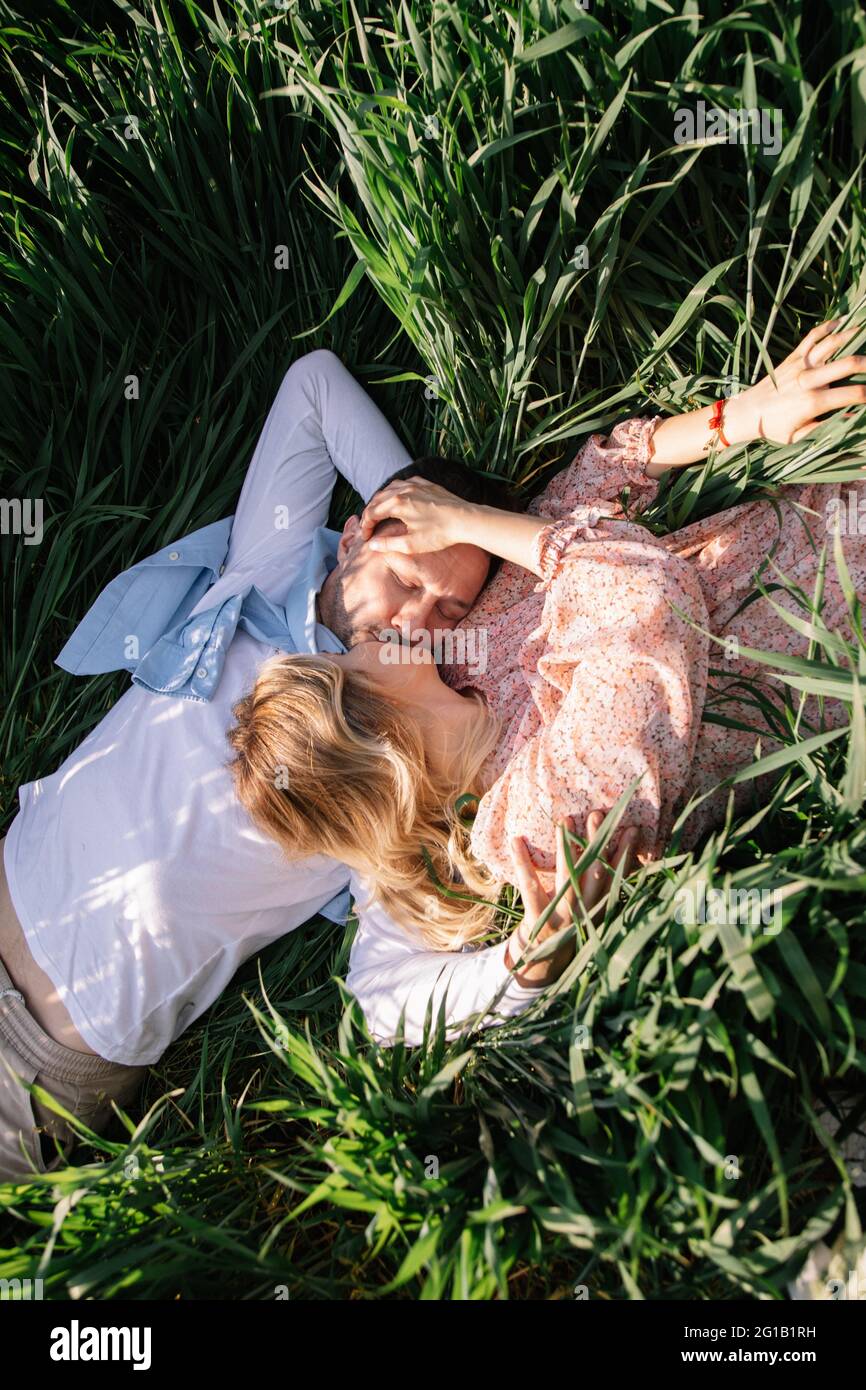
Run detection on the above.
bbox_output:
[326,635,448,700]
[324,637,481,768]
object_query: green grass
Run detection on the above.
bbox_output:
[1,0,865,1300]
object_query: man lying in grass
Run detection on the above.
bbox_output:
[0,346,538,1181]
[1,321,863,1180]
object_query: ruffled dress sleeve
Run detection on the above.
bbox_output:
[527,416,663,524]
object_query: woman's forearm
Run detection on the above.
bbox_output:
[453,400,749,569]
[459,394,755,567]
[645,394,754,476]
[364,320,866,565]
[460,506,550,576]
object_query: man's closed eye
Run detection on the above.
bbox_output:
[390,564,471,617]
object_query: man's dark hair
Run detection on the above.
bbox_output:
[370,455,523,580]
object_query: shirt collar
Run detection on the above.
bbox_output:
[284,525,348,656]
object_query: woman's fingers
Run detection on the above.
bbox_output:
[791,385,866,442]
[359,491,410,539]
[810,384,866,413]
[510,834,544,919]
[611,826,639,880]
[784,318,839,367]
[359,477,464,553]
[799,353,866,391]
[506,814,638,983]
[368,531,424,555]
[578,810,610,910]
[552,815,580,927]
[788,318,841,357]
[513,811,636,929]
[579,815,640,914]
[359,479,430,537]
[795,317,841,348]
[798,324,860,369]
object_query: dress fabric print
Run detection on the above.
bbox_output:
[441,418,862,892]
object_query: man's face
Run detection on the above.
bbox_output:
[317,514,492,650]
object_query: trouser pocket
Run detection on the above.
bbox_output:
[0,1041,48,1180]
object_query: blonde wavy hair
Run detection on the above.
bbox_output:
[226,652,507,949]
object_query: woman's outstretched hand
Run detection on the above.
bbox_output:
[504,810,639,989]
[724,317,866,446]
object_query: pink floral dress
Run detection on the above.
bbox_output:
[441,418,861,891]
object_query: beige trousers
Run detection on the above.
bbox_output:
[0,954,146,1181]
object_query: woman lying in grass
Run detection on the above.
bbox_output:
[227,318,866,987]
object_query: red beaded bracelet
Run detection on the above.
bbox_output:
[707,398,730,449]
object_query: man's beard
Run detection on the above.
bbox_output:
[317,566,368,648]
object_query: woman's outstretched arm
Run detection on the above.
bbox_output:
[647,317,866,474]
[356,318,866,569]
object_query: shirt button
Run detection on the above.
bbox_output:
[219,564,225,576]
[196,667,208,679]
[169,551,180,561]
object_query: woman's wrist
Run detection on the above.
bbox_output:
[505,925,540,983]
[647,394,757,475]
[719,389,758,446]
[506,921,571,986]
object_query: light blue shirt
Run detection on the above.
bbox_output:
[55,516,348,701]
